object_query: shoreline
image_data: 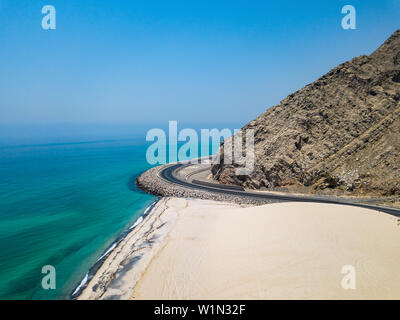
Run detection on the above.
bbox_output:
[75,197,182,300]
[76,195,400,300]
[75,197,244,300]
[74,161,400,300]
[71,198,159,299]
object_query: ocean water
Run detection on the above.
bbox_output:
[0,138,156,300]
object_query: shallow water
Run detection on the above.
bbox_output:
[0,138,155,299]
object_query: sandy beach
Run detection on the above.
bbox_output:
[79,197,400,300]
[77,199,178,300]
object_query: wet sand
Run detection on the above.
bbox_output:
[77,198,178,300]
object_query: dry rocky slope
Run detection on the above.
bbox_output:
[212,30,400,198]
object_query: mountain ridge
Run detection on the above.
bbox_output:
[212,30,400,198]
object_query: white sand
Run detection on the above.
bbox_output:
[131,198,400,300]
[78,198,179,300]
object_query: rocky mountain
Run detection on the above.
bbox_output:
[212,30,400,198]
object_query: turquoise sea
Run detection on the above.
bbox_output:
[0,138,156,300]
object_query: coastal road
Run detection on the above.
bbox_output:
[160,163,400,217]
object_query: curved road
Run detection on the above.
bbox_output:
[160,163,400,217]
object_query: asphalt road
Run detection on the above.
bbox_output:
[160,163,400,217]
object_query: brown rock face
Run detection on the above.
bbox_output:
[212,30,400,197]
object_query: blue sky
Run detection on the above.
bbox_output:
[0,0,399,141]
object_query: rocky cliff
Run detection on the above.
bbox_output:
[212,30,400,197]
